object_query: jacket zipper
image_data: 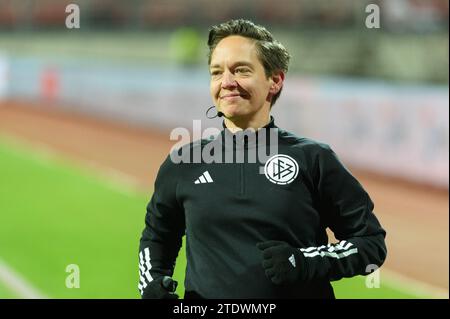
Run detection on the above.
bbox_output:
[240,163,245,195]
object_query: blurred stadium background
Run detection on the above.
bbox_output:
[0,0,448,299]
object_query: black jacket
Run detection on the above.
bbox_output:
[138,117,387,298]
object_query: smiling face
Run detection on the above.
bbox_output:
[209,35,281,129]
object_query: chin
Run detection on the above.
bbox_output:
[219,103,247,118]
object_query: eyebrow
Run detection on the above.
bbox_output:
[210,61,254,69]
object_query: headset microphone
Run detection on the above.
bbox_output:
[206,106,224,119]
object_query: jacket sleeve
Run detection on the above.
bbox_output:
[299,144,387,282]
[138,155,185,296]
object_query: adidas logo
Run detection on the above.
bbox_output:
[288,254,296,267]
[194,171,214,184]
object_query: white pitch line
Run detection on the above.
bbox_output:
[0,134,143,196]
[381,268,449,299]
[0,258,48,299]
[83,160,142,195]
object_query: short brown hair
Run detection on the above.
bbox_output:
[207,19,291,107]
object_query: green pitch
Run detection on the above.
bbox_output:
[0,139,430,299]
[0,280,19,298]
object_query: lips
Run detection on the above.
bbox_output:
[220,93,242,99]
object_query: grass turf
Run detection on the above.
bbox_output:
[0,139,428,298]
[0,279,19,298]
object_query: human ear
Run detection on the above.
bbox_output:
[269,71,285,95]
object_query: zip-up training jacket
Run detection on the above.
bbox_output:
[138,117,387,298]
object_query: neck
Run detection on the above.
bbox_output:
[224,110,271,132]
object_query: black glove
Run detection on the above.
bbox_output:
[142,276,179,299]
[256,240,305,285]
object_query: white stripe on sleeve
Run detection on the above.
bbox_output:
[299,241,358,259]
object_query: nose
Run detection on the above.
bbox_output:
[221,70,238,90]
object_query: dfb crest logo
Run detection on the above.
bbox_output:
[264,154,299,185]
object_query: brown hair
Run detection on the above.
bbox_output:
[207,19,291,107]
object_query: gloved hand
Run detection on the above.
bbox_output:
[256,240,304,285]
[142,276,179,299]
